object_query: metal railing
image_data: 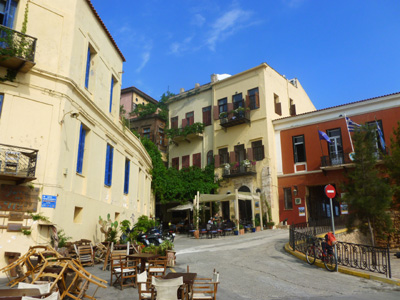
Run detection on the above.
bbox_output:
[220,109,250,128]
[0,24,37,62]
[289,220,391,278]
[0,143,38,178]
[222,164,256,178]
[320,152,352,167]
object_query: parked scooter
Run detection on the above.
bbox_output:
[162,229,175,242]
[146,229,163,245]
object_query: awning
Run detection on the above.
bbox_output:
[167,203,193,212]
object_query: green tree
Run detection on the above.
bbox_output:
[130,91,175,122]
[342,125,393,246]
[384,121,400,205]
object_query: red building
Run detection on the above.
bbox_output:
[273,92,400,225]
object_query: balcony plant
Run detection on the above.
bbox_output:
[219,111,227,119]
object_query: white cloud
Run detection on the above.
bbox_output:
[191,14,206,27]
[136,42,153,73]
[169,36,193,55]
[206,8,252,51]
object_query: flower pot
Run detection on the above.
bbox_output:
[193,230,200,239]
[251,228,256,233]
[256,226,261,232]
[166,250,176,267]
[234,230,239,235]
[239,229,245,235]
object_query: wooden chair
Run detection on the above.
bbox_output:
[151,276,184,300]
[110,255,138,289]
[192,270,220,300]
[73,243,94,267]
[137,271,155,300]
[102,242,130,271]
[147,259,167,279]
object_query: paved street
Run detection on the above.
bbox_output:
[1,229,399,299]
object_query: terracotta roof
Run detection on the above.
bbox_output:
[85,0,126,62]
[275,91,400,121]
[121,86,158,104]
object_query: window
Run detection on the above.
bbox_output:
[202,106,211,126]
[76,124,87,174]
[124,158,130,194]
[290,99,296,116]
[248,88,259,110]
[172,157,179,170]
[0,93,4,117]
[159,127,164,145]
[143,127,150,139]
[252,140,264,161]
[182,155,189,169]
[0,0,17,28]
[366,120,386,153]
[85,46,92,89]
[274,94,282,115]
[284,188,293,210]
[218,98,227,116]
[233,93,244,109]
[293,135,306,163]
[73,207,83,223]
[219,148,229,165]
[327,128,343,165]
[193,153,201,168]
[104,144,114,186]
[171,116,178,129]
[109,76,115,113]
[186,111,194,126]
[207,150,214,165]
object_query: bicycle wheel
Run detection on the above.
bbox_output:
[305,246,316,265]
[324,253,337,272]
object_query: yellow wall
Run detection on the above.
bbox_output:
[0,0,153,270]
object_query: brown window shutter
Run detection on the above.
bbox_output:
[245,95,250,108]
[229,151,235,163]
[227,103,233,112]
[213,106,219,120]
[247,148,253,160]
[255,92,260,108]
[182,118,187,128]
[261,145,265,160]
[214,155,220,167]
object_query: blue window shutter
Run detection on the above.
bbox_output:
[109,76,114,113]
[85,47,91,88]
[109,146,113,185]
[0,94,4,116]
[104,144,110,185]
[76,124,86,173]
[124,159,130,194]
[3,0,18,28]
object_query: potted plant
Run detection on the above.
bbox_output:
[160,240,176,267]
[266,221,275,229]
[255,218,261,232]
[239,224,245,235]
[219,111,227,119]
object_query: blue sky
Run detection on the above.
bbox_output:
[92,0,400,109]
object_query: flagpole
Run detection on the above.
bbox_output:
[317,126,324,158]
[344,114,355,152]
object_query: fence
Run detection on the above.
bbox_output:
[289,218,392,278]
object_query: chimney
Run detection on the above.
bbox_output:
[180,88,185,94]
[195,83,200,89]
[211,74,218,83]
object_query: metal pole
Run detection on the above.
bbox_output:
[329,197,338,272]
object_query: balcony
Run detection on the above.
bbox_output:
[0,25,37,73]
[0,144,38,184]
[320,152,352,168]
[167,122,204,146]
[220,109,250,128]
[222,164,256,178]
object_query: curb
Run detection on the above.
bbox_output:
[284,242,400,286]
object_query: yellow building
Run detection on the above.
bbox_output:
[168,63,315,225]
[0,0,153,268]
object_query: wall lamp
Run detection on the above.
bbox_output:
[59,111,80,124]
[293,186,298,196]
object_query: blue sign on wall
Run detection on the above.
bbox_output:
[41,195,57,208]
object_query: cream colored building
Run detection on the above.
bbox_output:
[168,63,315,225]
[0,0,153,268]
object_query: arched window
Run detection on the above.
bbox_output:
[207,150,214,165]
[238,186,251,193]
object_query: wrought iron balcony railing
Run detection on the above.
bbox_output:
[0,143,38,183]
[219,109,250,128]
[222,164,256,178]
[0,24,37,72]
[320,152,352,167]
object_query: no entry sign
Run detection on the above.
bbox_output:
[324,184,336,198]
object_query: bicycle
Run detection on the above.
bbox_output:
[305,237,337,272]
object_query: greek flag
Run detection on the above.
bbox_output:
[346,117,361,132]
[376,121,386,150]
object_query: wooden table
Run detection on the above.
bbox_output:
[0,288,42,300]
[128,253,159,273]
[163,272,197,300]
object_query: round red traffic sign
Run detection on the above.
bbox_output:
[324,184,336,198]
